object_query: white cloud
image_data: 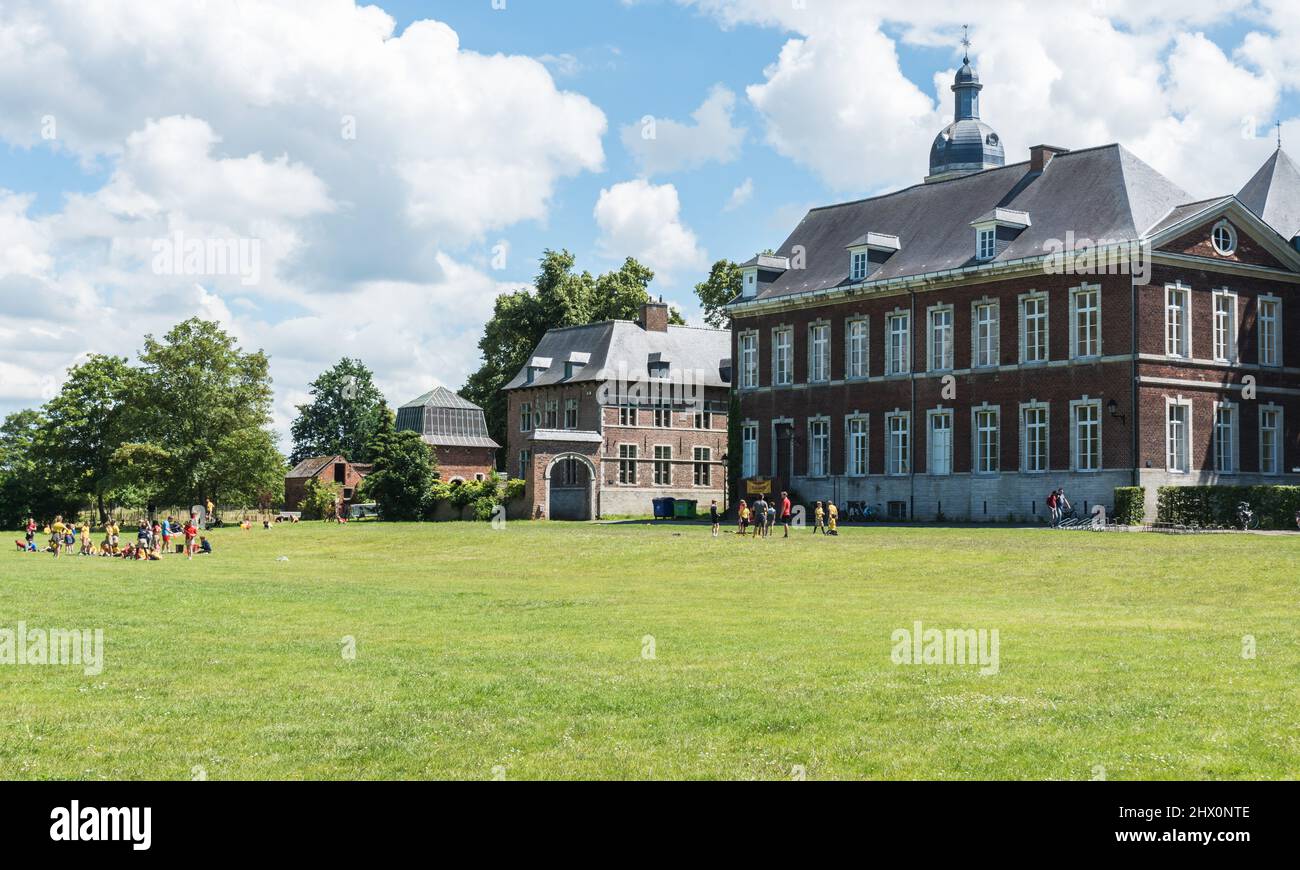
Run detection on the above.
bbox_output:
[621,85,746,175]
[594,179,708,285]
[724,177,754,211]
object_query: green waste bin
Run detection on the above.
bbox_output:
[673,499,698,519]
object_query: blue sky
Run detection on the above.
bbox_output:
[0,0,1296,437]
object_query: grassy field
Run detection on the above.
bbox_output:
[1,520,1297,780]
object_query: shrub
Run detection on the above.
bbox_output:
[298,478,342,520]
[1112,487,1145,526]
[1156,485,1300,530]
[504,478,526,502]
[472,496,498,522]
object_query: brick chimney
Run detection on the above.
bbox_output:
[1029,144,1069,173]
[639,300,669,332]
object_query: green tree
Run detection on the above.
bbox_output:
[35,353,141,522]
[461,250,684,450]
[694,259,741,329]
[289,358,389,465]
[0,409,79,528]
[136,318,284,507]
[360,413,438,521]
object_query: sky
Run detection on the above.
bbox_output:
[1,0,1298,444]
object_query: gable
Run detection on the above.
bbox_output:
[1157,216,1291,271]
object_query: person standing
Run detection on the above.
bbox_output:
[1057,488,1072,522]
[709,499,720,538]
[1046,489,1059,527]
[827,501,839,536]
[24,517,36,550]
[184,518,199,560]
[780,491,792,538]
[813,501,825,534]
[753,496,768,540]
[737,499,749,537]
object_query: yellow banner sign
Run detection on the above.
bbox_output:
[745,478,772,495]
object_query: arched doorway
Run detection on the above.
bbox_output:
[543,452,598,520]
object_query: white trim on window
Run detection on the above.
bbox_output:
[976,226,996,261]
[1213,399,1238,475]
[772,324,793,387]
[850,249,868,281]
[972,403,1000,475]
[1165,395,1192,473]
[1019,401,1049,474]
[926,302,954,373]
[740,421,758,479]
[1165,281,1191,359]
[1258,294,1282,367]
[926,407,953,476]
[1018,290,1049,365]
[652,443,672,486]
[739,330,759,389]
[845,413,870,477]
[617,442,638,485]
[886,309,910,376]
[1069,396,1102,472]
[885,409,911,476]
[1259,403,1283,476]
[519,401,533,433]
[1069,283,1102,360]
[807,416,831,478]
[845,316,870,380]
[1212,287,1238,363]
[1211,219,1238,257]
[972,298,1000,368]
[808,321,831,384]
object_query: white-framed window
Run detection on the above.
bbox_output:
[1071,398,1102,472]
[1259,405,1282,475]
[973,300,999,368]
[850,250,868,281]
[519,401,532,432]
[739,331,759,388]
[927,409,952,476]
[973,405,1000,474]
[886,411,910,476]
[544,400,559,429]
[773,326,793,386]
[693,446,711,486]
[741,423,758,479]
[1214,402,1237,474]
[653,445,672,486]
[846,318,869,379]
[1021,402,1049,474]
[653,406,672,428]
[809,322,830,383]
[846,415,869,476]
[808,418,830,477]
[886,311,910,375]
[619,405,637,426]
[518,449,531,479]
[564,398,578,429]
[1211,219,1237,257]
[1070,284,1101,359]
[1020,292,1048,364]
[1258,295,1281,367]
[976,226,996,261]
[693,410,712,430]
[618,444,637,485]
[1165,283,1190,358]
[1212,289,1238,363]
[1166,397,1191,473]
[927,304,953,372]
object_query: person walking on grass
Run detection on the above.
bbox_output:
[752,496,768,540]
[1056,487,1072,522]
[1046,489,1059,527]
[709,499,720,538]
[780,491,792,538]
[184,518,199,560]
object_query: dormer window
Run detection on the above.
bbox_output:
[970,208,1029,263]
[977,227,996,261]
[1211,220,1237,257]
[851,250,868,281]
[563,361,578,379]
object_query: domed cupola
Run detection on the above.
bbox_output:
[926,28,1005,183]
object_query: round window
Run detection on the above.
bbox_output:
[1211,220,1237,256]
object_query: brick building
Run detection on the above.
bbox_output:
[285,455,372,512]
[504,302,730,519]
[728,53,1300,522]
[395,386,499,481]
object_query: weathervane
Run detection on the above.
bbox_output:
[961,24,971,63]
[1278,120,1283,151]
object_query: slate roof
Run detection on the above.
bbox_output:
[736,143,1192,305]
[1238,149,1300,240]
[286,455,344,479]
[395,386,499,449]
[503,320,731,391]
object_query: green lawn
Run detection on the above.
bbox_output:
[1,520,1297,780]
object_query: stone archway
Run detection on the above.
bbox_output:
[543,452,598,520]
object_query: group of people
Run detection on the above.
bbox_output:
[718,491,840,538]
[1045,488,1073,526]
[17,514,211,560]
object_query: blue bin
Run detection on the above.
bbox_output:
[652,497,676,519]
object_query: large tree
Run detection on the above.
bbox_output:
[461,250,684,450]
[359,412,437,521]
[0,409,80,528]
[35,353,141,522]
[289,358,389,465]
[693,259,741,329]
[136,318,285,507]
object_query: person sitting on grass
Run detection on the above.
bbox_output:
[826,501,839,536]
[198,536,212,555]
[118,542,134,559]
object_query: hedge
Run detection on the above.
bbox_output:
[1156,485,1300,530]
[1112,486,1145,526]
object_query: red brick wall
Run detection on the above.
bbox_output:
[1160,219,1287,270]
[434,445,498,482]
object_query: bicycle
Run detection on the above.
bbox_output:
[1237,501,1260,532]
